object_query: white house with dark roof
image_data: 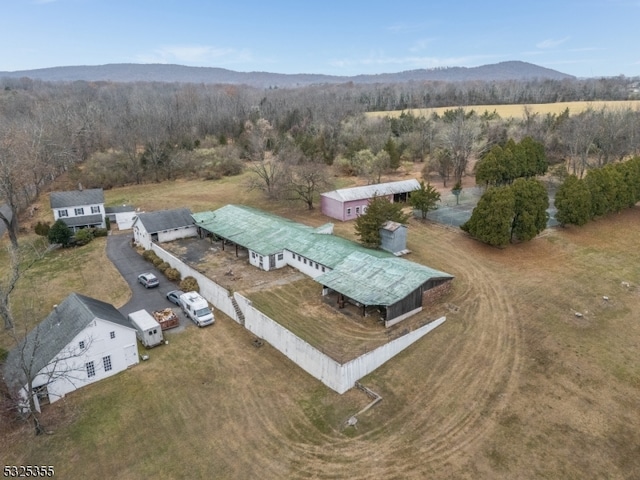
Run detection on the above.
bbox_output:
[49,188,106,231]
[2,293,139,412]
[320,179,420,221]
[132,207,197,250]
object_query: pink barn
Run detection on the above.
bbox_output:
[320,179,420,221]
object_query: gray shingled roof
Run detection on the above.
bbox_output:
[49,189,104,208]
[321,179,420,202]
[62,214,104,227]
[105,205,135,214]
[134,208,193,234]
[2,293,130,392]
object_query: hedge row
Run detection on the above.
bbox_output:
[140,249,199,291]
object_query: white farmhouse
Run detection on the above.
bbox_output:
[2,293,139,412]
[49,188,106,231]
[132,208,197,250]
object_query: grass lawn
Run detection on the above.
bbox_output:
[2,171,640,479]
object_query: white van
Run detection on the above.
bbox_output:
[179,291,214,327]
[128,309,164,348]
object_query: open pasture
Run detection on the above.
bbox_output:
[2,174,639,479]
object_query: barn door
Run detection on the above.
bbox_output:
[124,344,138,367]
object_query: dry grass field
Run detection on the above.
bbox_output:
[2,172,640,479]
[367,99,640,119]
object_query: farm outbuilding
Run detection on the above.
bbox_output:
[192,204,453,326]
[132,208,197,250]
[320,179,420,221]
[316,251,453,327]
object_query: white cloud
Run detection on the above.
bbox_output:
[536,37,570,49]
[136,44,252,66]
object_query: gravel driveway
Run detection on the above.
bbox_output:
[106,232,190,333]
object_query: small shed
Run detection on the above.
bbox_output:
[320,179,420,221]
[379,221,408,255]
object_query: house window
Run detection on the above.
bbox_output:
[86,361,95,378]
[315,263,319,269]
[303,258,307,264]
[79,340,85,350]
[110,331,115,339]
[103,356,112,372]
[74,207,85,216]
[356,206,360,214]
[58,209,68,218]
[322,266,325,272]
[277,253,284,261]
[346,207,352,215]
[91,206,100,214]
[251,252,255,258]
[362,206,368,214]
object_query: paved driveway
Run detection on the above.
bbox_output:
[106,232,190,332]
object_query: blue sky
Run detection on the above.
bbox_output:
[1,0,638,78]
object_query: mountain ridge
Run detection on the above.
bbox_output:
[0,61,575,88]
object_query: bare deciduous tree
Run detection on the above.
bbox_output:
[437,109,483,184]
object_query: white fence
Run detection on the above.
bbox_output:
[235,293,445,394]
[151,243,446,394]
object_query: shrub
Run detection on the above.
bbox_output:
[157,261,170,273]
[165,268,181,282]
[73,228,94,246]
[142,250,159,262]
[180,276,199,293]
[34,221,51,237]
[93,227,108,237]
[151,256,164,267]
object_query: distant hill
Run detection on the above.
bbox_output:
[0,61,574,88]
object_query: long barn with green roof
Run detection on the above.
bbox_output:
[192,205,453,326]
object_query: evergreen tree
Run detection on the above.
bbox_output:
[461,186,515,247]
[555,175,592,226]
[510,178,549,241]
[47,219,73,246]
[355,195,410,248]
[410,181,441,219]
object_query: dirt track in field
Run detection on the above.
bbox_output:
[174,224,525,479]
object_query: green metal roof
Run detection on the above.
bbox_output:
[192,205,453,306]
[315,251,453,306]
[192,205,389,268]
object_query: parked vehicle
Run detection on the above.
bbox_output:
[179,291,214,327]
[128,309,164,348]
[166,290,185,305]
[152,308,180,331]
[138,273,159,288]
